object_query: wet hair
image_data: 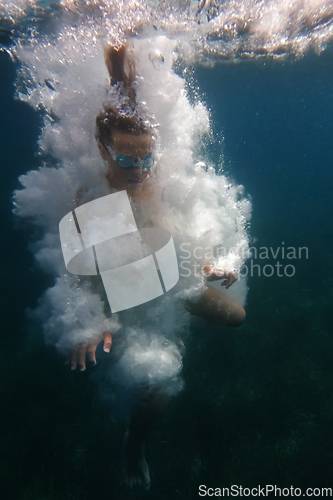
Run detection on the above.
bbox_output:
[95,43,152,145]
[95,108,151,145]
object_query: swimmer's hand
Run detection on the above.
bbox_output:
[66,331,112,371]
[203,264,237,290]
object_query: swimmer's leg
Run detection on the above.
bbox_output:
[186,286,246,327]
[122,387,168,490]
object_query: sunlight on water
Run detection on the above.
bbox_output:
[1,0,333,58]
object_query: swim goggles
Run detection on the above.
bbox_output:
[104,144,154,170]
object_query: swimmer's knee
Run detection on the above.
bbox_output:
[226,306,246,328]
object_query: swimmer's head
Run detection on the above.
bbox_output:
[98,129,154,191]
[95,106,152,146]
[96,43,155,192]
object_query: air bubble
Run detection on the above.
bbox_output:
[149,49,165,70]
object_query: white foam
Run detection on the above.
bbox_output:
[111,327,184,396]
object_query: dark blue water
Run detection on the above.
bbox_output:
[0,52,45,338]
[195,51,333,314]
[196,52,333,243]
[1,46,333,498]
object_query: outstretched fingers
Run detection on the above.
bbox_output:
[66,331,113,371]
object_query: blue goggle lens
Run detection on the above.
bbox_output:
[104,144,154,169]
[117,155,154,169]
[117,156,135,168]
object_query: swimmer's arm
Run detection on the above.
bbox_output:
[66,331,112,371]
[67,189,115,371]
[202,264,237,289]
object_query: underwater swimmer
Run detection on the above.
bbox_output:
[67,44,245,490]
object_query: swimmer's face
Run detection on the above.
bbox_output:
[98,130,154,192]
